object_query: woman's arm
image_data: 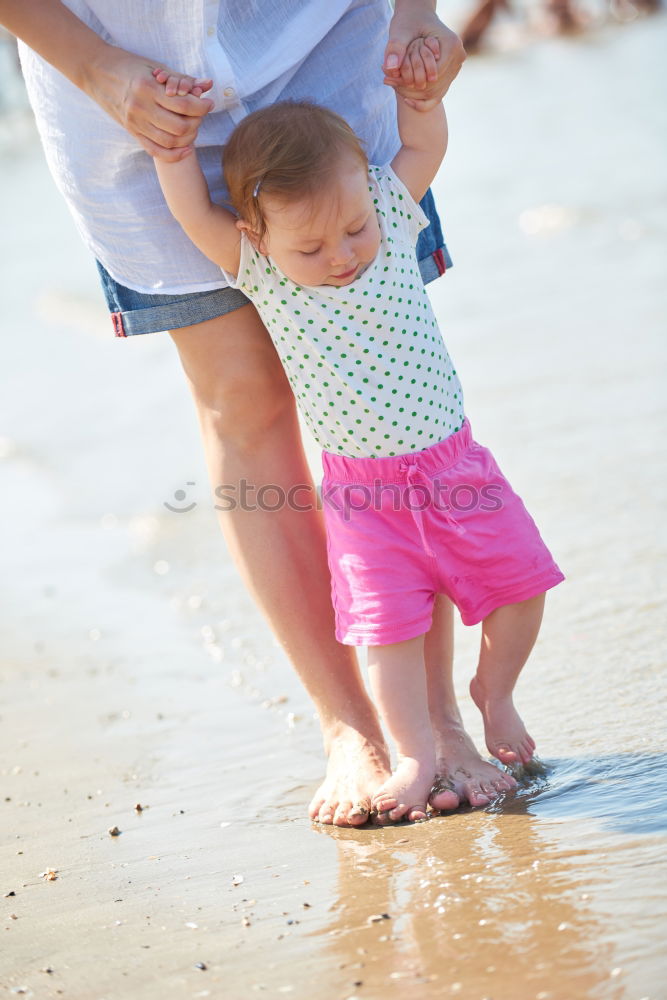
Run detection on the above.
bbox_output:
[0,0,213,160]
[155,154,242,276]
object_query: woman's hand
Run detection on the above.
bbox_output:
[83,46,214,161]
[0,1,214,159]
[383,2,466,104]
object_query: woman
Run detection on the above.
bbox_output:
[1,0,514,825]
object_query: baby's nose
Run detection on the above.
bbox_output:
[329,241,352,265]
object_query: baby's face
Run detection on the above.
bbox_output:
[257,154,381,287]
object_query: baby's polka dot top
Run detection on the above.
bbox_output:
[224,165,465,458]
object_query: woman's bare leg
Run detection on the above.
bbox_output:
[426,595,517,809]
[170,305,390,825]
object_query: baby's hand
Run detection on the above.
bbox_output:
[152,67,213,99]
[384,36,442,111]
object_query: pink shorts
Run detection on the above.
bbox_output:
[322,420,564,646]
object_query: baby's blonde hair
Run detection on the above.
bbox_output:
[223,100,368,243]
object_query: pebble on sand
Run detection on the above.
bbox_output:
[108,826,121,837]
[367,913,391,923]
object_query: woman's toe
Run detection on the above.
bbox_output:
[318,802,337,824]
[333,801,354,826]
[467,784,492,807]
[491,777,510,794]
[348,799,371,825]
[308,795,325,821]
[429,778,460,812]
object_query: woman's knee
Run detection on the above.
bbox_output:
[206,364,296,447]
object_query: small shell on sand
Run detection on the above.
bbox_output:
[232,874,244,886]
[39,868,58,881]
[108,826,121,837]
[367,913,391,923]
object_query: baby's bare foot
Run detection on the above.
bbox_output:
[429,720,517,810]
[309,727,391,827]
[469,675,536,766]
[372,754,436,823]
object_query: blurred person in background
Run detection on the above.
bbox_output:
[460,0,659,52]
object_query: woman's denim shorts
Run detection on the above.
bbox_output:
[98,188,453,338]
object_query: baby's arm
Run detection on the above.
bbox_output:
[390,37,448,204]
[155,152,241,276]
[152,70,241,275]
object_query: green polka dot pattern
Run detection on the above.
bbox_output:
[227,165,465,458]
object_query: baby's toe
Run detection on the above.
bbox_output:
[373,793,399,814]
[495,744,521,765]
[406,806,429,822]
[388,803,411,822]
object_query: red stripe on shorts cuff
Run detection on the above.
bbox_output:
[111,311,127,337]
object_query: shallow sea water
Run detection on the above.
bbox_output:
[1,8,666,1000]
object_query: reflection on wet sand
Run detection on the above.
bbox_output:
[316,820,612,999]
[312,753,666,999]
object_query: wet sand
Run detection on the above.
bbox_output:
[2,10,666,1000]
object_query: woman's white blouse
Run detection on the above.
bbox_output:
[18,0,400,293]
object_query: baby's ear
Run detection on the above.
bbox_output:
[236,218,266,254]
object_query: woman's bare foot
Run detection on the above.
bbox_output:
[372,752,437,823]
[309,726,391,826]
[429,718,517,810]
[469,674,536,766]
